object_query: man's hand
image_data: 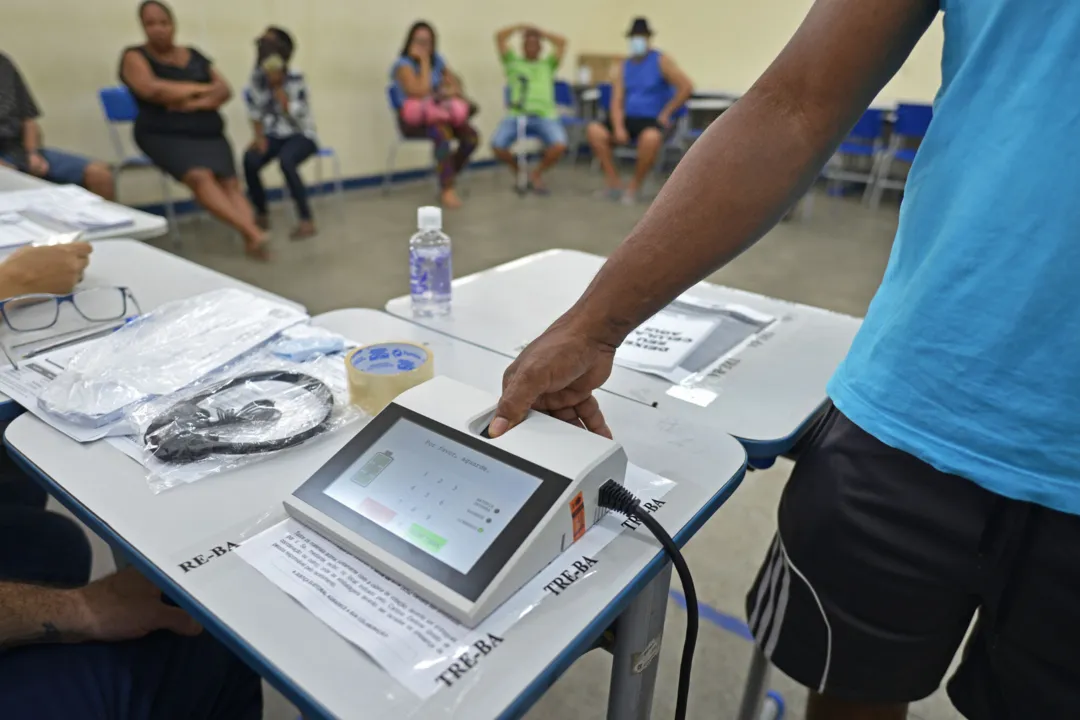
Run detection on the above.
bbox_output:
[71,567,201,642]
[490,315,617,439]
[657,109,672,130]
[0,243,92,298]
[250,135,269,155]
[613,124,630,145]
[26,152,49,178]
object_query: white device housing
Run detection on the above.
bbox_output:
[285,376,628,627]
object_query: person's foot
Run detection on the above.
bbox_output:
[529,173,551,196]
[290,220,317,240]
[440,188,463,210]
[620,189,639,206]
[243,230,270,261]
[594,187,623,201]
[255,214,270,231]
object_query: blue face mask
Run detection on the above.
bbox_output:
[628,36,648,57]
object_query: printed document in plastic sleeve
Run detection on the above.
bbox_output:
[236,464,675,698]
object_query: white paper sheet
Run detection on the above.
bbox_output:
[237,464,675,698]
[0,185,133,231]
[615,310,718,372]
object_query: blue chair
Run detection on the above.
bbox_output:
[869,103,933,208]
[97,86,179,245]
[555,80,587,165]
[820,108,885,202]
[241,87,343,219]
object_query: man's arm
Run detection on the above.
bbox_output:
[491,0,939,435]
[657,54,694,127]
[0,569,199,650]
[610,64,626,133]
[544,29,568,66]
[570,0,936,345]
[495,24,525,56]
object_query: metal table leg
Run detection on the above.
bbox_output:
[606,564,673,720]
[736,644,772,720]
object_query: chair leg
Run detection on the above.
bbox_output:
[160,173,180,249]
[383,144,398,195]
[333,154,344,202]
[516,117,529,193]
[869,152,894,210]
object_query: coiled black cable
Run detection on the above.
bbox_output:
[598,479,698,720]
[144,370,334,464]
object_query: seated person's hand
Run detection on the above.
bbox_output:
[26,152,50,178]
[656,109,672,130]
[0,243,93,298]
[614,124,630,145]
[250,135,269,155]
[71,567,201,642]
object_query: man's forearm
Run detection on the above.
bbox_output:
[0,582,86,649]
[662,83,694,119]
[21,119,41,155]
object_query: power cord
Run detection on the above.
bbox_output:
[598,480,698,720]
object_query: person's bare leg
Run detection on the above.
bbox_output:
[83,162,115,201]
[492,148,518,176]
[182,169,267,256]
[627,127,664,197]
[806,693,908,720]
[220,176,270,255]
[529,144,567,192]
[586,122,621,190]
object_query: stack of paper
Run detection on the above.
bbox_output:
[0,185,134,243]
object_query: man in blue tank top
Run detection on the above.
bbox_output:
[586,18,692,205]
[493,0,1080,717]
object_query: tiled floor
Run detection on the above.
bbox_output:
[88,163,966,719]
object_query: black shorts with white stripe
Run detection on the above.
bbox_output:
[745,405,1080,717]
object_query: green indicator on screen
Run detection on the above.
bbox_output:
[408,524,447,554]
[352,451,393,487]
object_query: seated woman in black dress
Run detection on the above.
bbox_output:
[120,0,267,258]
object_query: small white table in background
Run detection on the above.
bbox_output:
[0,239,303,418]
[386,249,861,463]
[0,166,168,241]
[5,309,747,720]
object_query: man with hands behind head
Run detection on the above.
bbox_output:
[493,1,1080,719]
[0,241,263,719]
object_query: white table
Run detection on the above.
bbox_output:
[5,309,747,720]
[0,239,304,418]
[0,166,168,241]
[386,249,861,462]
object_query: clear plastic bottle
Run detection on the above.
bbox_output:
[409,206,452,317]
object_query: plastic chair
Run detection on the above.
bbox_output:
[868,103,933,208]
[97,86,180,245]
[242,87,344,219]
[382,86,469,195]
[820,108,885,202]
[555,80,587,165]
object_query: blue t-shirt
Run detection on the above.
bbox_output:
[829,0,1080,515]
[623,50,673,120]
[389,53,446,108]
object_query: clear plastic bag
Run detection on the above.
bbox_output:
[37,289,307,429]
[121,349,362,493]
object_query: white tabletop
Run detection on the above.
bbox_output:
[386,249,861,459]
[4,309,747,720]
[0,166,168,241]
[0,239,303,414]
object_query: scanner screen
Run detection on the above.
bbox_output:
[323,418,542,574]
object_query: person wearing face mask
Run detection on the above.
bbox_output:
[586,17,693,205]
[243,26,319,239]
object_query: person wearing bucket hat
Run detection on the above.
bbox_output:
[586,17,693,205]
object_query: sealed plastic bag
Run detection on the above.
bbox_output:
[38,289,307,429]
[118,348,362,493]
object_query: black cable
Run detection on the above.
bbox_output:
[144,370,334,464]
[598,480,698,720]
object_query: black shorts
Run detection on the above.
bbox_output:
[746,405,1080,717]
[604,117,663,143]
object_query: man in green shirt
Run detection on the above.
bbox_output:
[491,24,568,193]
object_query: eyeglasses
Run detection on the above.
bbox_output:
[0,287,141,332]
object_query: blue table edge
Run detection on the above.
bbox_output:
[4,428,751,720]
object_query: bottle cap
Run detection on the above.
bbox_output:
[417,206,442,230]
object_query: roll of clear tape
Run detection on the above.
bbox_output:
[345,342,434,415]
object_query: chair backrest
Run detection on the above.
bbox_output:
[387,85,404,113]
[99,86,139,123]
[597,83,613,112]
[849,109,885,142]
[894,103,933,138]
[554,80,574,108]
